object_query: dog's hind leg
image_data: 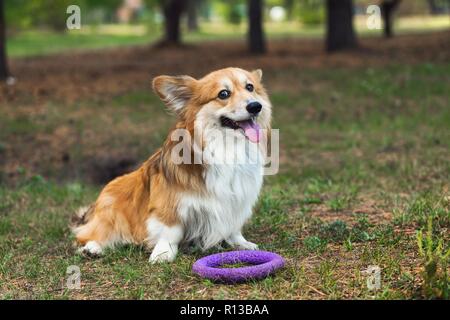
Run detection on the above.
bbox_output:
[73,214,118,257]
[72,192,130,256]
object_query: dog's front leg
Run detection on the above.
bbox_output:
[226,231,258,250]
[148,222,183,263]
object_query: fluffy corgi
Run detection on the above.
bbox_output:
[72,67,272,262]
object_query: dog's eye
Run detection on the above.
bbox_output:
[218,89,231,100]
[246,84,254,92]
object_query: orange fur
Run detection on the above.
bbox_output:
[72,67,272,255]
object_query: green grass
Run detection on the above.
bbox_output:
[0,61,449,299]
[7,30,155,57]
[417,217,449,299]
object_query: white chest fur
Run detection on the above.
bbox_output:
[178,133,264,249]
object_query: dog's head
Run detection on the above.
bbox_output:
[153,67,271,144]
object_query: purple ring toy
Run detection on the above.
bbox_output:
[192,250,285,283]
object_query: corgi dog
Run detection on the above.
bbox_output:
[71,67,272,262]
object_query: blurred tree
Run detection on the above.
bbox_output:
[248,0,266,54]
[226,0,245,25]
[325,0,357,52]
[28,0,73,31]
[5,0,122,31]
[160,0,186,44]
[427,0,439,13]
[381,0,401,38]
[427,0,450,14]
[187,0,199,32]
[0,0,8,81]
[299,0,325,26]
[84,0,122,10]
[198,0,212,21]
[284,0,295,20]
[84,0,122,23]
[142,0,163,28]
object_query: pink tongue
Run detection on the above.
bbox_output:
[239,120,261,143]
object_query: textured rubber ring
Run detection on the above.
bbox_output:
[192,250,285,283]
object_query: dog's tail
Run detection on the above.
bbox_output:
[70,205,94,231]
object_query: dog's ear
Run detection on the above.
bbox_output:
[251,69,263,81]
[152,75,196,114]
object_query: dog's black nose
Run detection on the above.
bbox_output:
[246,101,262,114]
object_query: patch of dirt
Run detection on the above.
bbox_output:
[308,199,393,225]
[87,155,139,184]
[1,31,449,105]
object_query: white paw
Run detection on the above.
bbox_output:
[149,242,177,263]
[78,241,103,256]
[234,241,259,250]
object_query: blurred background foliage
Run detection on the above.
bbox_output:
[0,0,449,72]
[3,0,448,32]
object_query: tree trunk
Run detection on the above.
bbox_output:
[162,0,186,44]
[381,0,401,38]
[325,0,357,52]
[187,0,199,32]
[0,0,9,81]
[248,0,266,54]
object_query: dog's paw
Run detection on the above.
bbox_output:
[226,233,259,250]
[77,241,103,257]
[149,242,177,263]
[234,241,259,250]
